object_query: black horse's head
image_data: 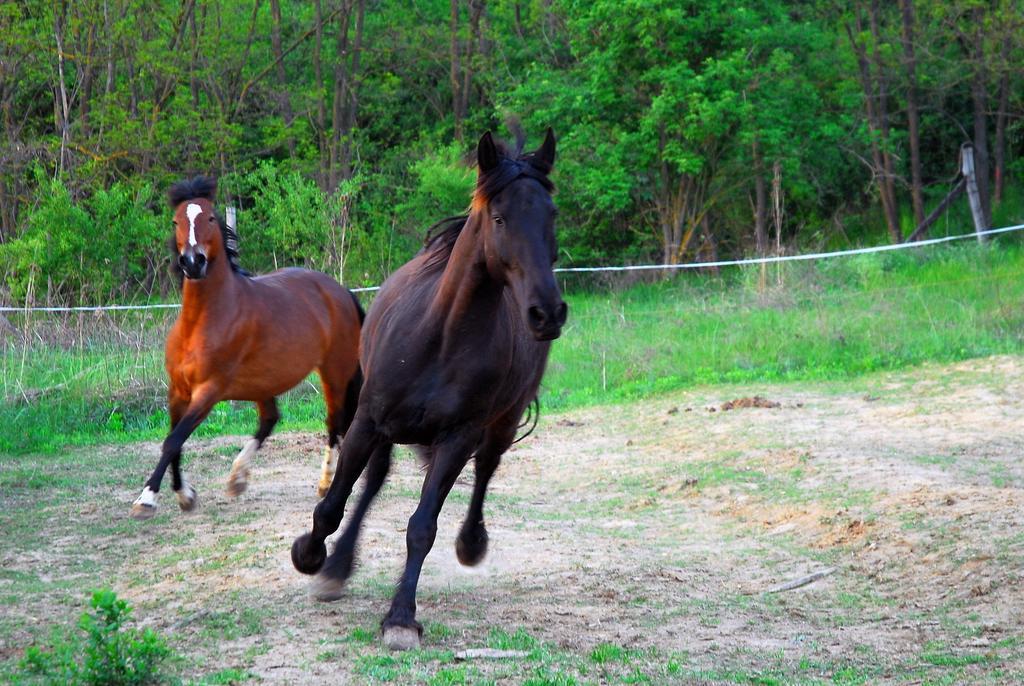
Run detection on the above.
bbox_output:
[473,129,567,340]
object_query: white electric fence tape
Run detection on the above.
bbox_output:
[3,223,1022,312]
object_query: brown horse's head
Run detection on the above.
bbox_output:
[168,176,246,281]
[474,129,567,341]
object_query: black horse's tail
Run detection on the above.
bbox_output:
[340,289,366,436]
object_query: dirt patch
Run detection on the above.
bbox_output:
[719,395,782,410]
[2,356,1023,683]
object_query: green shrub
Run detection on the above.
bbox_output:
[15,589,173,686]
[0,170,161,304]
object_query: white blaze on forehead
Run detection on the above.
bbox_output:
[186,203,203,247]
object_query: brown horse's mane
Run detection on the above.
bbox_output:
[419,136,554,273]
[167,176,250,280]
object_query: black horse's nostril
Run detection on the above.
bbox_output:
[554,302,568,326]
[527,305,548,329]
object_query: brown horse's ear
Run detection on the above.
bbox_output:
[533,127,556,172]
[477,131,500,174]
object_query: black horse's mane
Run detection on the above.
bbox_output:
[420,135,554,272]
[167,176,249,280]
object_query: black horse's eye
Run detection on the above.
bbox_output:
[493,215,505,226]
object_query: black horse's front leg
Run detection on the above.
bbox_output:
[310,441,394,601]
[382,430,478,650]
[291,415,381,576]
[130,384,220,520]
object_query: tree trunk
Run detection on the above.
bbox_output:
[313,0,327,185]
[53,2,71,175]
[339,0,364,181]
[329,1,353,190]
[270,0,295,155]
[449,0,463,141]
[771,160,783,254]
[868,0,900,241]
[993,36,1010,205]
[460,0,485,123]
[752,141,768,256]
[329,0,364,188]
[189,3,200,108]
[969,7,991,227]
[846,14,901,243]
[899,0,924,226]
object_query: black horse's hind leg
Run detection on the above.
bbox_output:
[131,384,220,520]
[227,398,279,497]
[382,430,478,650]
[311,442,394,601]
[292,414,382,575]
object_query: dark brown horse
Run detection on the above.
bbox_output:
[130,177,364,520]
[291,129,566,649]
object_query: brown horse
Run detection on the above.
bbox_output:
[130,177,364,520]
[290,129,566,649]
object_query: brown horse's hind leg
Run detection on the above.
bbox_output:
[311,441,393,601]
[131,384,221,520]
[316,363,361,497]
[382,429,479,651]
[227,398,279,497]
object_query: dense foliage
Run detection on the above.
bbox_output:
[0,0,1021,303]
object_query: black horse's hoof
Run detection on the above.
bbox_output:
[382,620,423,651]
[291,533,326,575]
[310,574,346,602]
[456,525,489,567]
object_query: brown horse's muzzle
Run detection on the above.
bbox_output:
[527,301,568,341]
[179,251,208,280]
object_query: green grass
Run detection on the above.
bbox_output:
[2,239,1023,454]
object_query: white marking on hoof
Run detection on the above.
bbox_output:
[227,438,259,497]
[310,574,346,602]
[186,203,202,246]
[383,626,421,651]
[318,445,338,498]
[175,482,198,512]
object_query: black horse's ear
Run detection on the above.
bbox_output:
[477,131,500,174]
[533,127,556,172]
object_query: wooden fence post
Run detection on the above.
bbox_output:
[961,143,987,242]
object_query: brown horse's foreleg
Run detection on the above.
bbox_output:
[227,398,279,497]
[292,415,381,575]
[382,430,478,651]
[311,442,393,601]
[131,384,220,520]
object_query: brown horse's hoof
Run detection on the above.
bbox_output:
[129,503,157,520]
[226,470,249,498]
[383,626,421,651]
[310,575,345,602]
[175,484,198,512]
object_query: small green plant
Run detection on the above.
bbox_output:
[16,589,173,685]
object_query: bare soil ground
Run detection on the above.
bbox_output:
[2,356,1023,684]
